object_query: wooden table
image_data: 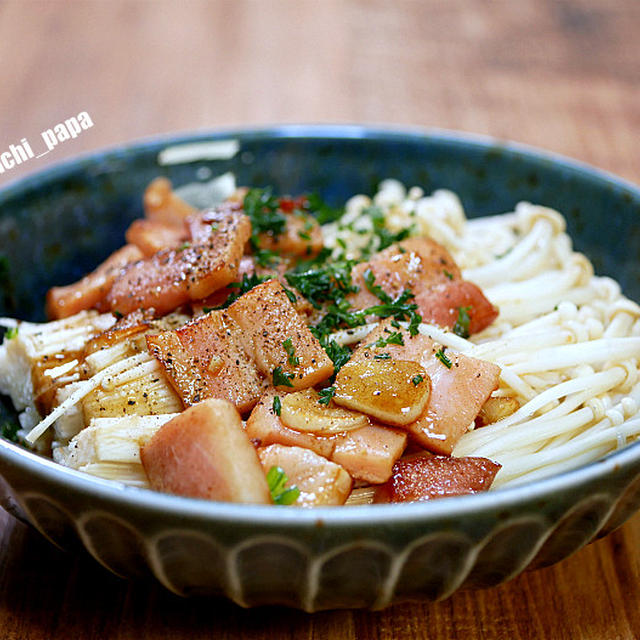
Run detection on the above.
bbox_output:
[1,1,639,637]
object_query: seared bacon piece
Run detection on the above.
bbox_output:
[226,280,333,390]
[349,237,497,335]
[373,453,501,503]
[185,203,243,244]
[349,237,460,310]
[46,244,144,320]
[143,177,197,225]
[125,219,188,256]
[105,208,251,316]
[347,320,501,454]
[258,444,352,507]
[141,398,271,504]
[84,308,154,355]
[146,310,268,415]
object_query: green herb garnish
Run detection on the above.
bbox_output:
[1,420,19,442]
[272,395,282,416]
[272,366,295,388]
[285,260,359,310]
[443,269,453,280]
[283,338,300,366]
[435,347,452,369]
[318,386,336,406]
[374,352,391,360]
[367,330,404,349]
[266,466,300,505]
[215,273,271,309]
[244,187,287,238]
[412,374,424,386]
[317,336,352,378]
[5,327,18,340]
[360,205,413,257]
[305,193,343,225]
[452,306,471,339]
[363,268,392,304]
[282,287,297,305]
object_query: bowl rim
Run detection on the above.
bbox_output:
[2,123,640,527]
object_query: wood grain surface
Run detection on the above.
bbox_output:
[1,1,639,638]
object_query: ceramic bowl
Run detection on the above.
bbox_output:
[1,126,640,610]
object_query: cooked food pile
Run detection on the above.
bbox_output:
[2,176,640,506]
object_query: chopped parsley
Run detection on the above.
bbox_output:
[1,420,19,442]
[179,241,191,250]
[367,329,404,349]
[243,188,288,266]
[244,187,287,238]
[297,230,311,241]
[272,395,282,416]
[5,327,18,340]
[272,366,295,388]
[360,205,413,257]
[317,336,352,378]
[443,269,453,280]
[452,306,471,339]
[318,386,336,406]
[282,287,298,304]
[365,290,422,336]
[374,352,391,360]
[216,273,271,309]
[283,338,300,366]
[266,466,300,505]
[435,347,452,369]
[285,260,359,309]
[304,193,344,225]
[412,374,424,386]
[254,248,280,268]
[363,268,392,304]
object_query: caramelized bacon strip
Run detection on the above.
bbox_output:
[373,453,501,503]
[349,237,497,335]
[46,244,144,320]
[105,208,251,316]
[226,279,333,390]
[146,310,268,415]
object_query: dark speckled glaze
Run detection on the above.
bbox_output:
[1,126,640,609]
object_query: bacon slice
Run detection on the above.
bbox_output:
[347,320,501,454]
[258,444,352,507]
[185,203,243,244]
[125,219,188,256]
[349,237,497,335]
[226,280,333,390]
[143,177,197,225]
[105,208,251,316]
[246,388,407,483]
[146,310,268,414]
[373,453,501,503]
[140,398,271,504]
[46,244,144,320]
[349,237,460,310]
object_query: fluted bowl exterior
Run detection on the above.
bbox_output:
[1,126,640,609]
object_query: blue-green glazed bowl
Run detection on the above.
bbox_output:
[1,126,640,609]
